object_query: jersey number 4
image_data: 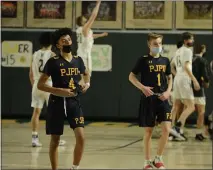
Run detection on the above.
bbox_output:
[38,59,43,73]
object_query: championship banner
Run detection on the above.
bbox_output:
[91,45,112,72]
[1,41,33,67]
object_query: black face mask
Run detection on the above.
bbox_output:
[187,42,194,47]
[62,45,72,53]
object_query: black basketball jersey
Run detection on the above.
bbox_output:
[42,55,85,90]
[192,55,210,97]
[132,54,171,93]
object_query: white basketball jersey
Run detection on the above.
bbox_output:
[173,46,193,76]
[32,49,52,81]
[76,26,94,57]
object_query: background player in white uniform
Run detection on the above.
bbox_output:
[76,0,108,76]
[29,32,65,147]
[170,32,200,140]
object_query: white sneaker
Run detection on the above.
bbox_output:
[32,137,42,147]
[59,140,66,146]
[169,128,186,141]
[153,156,165,169]
[143,160,153,169]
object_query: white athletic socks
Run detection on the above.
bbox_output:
[196,128,203,135]
[71,165,79,169]
[32,131,38,136]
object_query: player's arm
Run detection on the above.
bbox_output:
[159,59,173,101]
[37,59,75,97]
[93,32,108,39]
[79,57,90,92]
[166,74,173,93]
[200,60,210,88]
[82,0,101,37]
[29,54,34,86]
[29,62,34,86]
[182,50,200,90]
[129,57,153,97]
[170,59,176,76]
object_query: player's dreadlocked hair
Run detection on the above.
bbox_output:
[39,32,53,48]
[52,28,72,47]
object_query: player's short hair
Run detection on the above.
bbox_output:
[194,43,206,54]
[176,41,183,49]
[76,16,84,26]
[182,32,193,41]
[147,33,163,42]
[39,32,53,48]
[52,28,72,47]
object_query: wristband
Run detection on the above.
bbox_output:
[86,82,90,87]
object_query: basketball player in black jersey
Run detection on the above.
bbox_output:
[192,43,210,141]
[37,28,90,170]
[129,33,173,169]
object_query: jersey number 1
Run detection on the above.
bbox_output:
[157,73,161,86]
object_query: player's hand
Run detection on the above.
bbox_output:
[193,80,200,91]
[96,0,101,5]
[141,86,154,97]
[81,83,90,93]
[159,91,170,101]
[56,88,76,97]
[102,32,108,37]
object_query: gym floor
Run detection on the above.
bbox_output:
[2,120,212,169]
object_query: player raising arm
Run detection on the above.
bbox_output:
[76,0,108,76]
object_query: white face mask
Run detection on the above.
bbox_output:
[151,46,162,54]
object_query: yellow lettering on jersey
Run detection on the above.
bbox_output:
[149,65,155,72]
[60,68,79,76]
[149,65,166,72]
[60,69,66,76]
[69,78,76,90]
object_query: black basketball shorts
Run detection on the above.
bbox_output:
[46,95,84,135]
[138,95,172,127]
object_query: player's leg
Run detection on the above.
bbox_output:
[194,97,206,140]
[44,92,66,147]
[49,135,60,170]
[31,86,44,147]
[171,77,194,140]
[139,97,155,169]
[171,99,182,126]
[72,127,85,169]
[177,99,195,130]
[153,101,171,169]
[31,108,42,147]
[66,97,85,169]
[46,96,65,170]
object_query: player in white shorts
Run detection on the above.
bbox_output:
[192,44,210,141]
[29,32,65,147]
[170,32,200,140]
[76,0,108,76]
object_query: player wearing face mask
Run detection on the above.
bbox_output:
[129,33,173,169]
[170,32,200,141]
